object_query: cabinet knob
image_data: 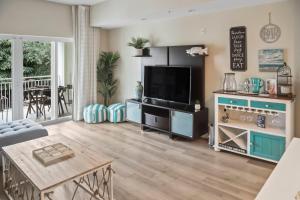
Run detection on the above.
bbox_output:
[250,142,253,146]
[230,100,233,103]
[265,104,269,108]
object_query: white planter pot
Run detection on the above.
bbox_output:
[135,49,143,56]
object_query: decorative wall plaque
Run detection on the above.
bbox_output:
[230,26,247,71]
[260,13,281,43]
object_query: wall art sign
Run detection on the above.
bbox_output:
[230,26,247,71]
[260,13,281,43]
[258,49,284,72]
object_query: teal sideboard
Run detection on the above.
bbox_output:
[126,100,141,124]
[214,90,295,163]
[250,131,285,161]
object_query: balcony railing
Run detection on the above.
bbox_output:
[0,75,51,109]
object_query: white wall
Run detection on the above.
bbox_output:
[293,0,300,135]
[107,0,298,134]
[0,0,73,38]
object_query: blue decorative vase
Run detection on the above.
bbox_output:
[250,77,264,93]
[135,81,143,100]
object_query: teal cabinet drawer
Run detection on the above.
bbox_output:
[126,102,141,123]
[171,111,193,138]
[250,101,286,111]
[250,131,285,161]
[218,97,248,107]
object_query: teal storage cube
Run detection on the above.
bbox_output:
[126,101,141,123]
[250,131,285,161]
[171,111,193,138]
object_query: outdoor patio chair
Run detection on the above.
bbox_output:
[39,89,51,120]
[58,86,69,116]
[25,90,43,118]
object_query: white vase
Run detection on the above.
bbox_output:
[135,49,143,56]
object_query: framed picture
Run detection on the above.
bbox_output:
[265,79,277,95]
[258,49,284,72]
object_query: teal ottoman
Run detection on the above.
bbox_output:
[83,104,107,124]
[107,103,126,123]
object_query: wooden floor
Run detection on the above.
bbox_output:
[0,121,275,200]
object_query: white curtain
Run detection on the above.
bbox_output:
[72,5,100,121]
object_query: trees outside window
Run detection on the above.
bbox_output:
[0,40,12,78]
[0,40,51,78]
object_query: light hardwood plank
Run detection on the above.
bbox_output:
[1,121,274,200]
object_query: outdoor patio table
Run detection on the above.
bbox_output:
[26,87,50,119]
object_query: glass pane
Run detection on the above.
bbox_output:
[58,42,73,118]
[23,41,51,122]
[0,39,12,122]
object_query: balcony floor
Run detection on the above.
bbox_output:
[0,104,72,123]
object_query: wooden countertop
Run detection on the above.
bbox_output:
[256,138,300,200]
[214,90,296,101]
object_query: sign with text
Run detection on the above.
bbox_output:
[230,26,247,71]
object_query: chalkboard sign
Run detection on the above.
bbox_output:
[230,26,247,71]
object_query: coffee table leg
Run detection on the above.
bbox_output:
[2,154,39,200]
[110,164,114,200]
[41,191,54,200]
[72,164,114,200]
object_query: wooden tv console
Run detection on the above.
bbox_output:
[126,99,208,139]
[126,45,209,140]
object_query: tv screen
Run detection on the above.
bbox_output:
[144,66,191,104]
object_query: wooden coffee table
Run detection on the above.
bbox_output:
[2,135,113,200]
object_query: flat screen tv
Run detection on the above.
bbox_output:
[144,66,191,104]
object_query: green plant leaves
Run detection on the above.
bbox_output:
[0,40,51,79]
[128,37,149,49]
[97,51,120,106]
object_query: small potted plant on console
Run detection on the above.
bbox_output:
[128,37,150,56]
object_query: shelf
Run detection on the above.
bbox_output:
[217,145,247,156]
[219,126,247,149]
[219,119,285,137]
[142,124,170,134]
[133,55,152,57]
[219,104,285,114]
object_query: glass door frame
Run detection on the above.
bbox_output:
[11,39,24,120]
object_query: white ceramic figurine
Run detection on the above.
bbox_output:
[186,47,208,56]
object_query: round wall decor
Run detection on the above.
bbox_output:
[260,13,281,43]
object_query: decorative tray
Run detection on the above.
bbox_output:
[33,143,74,166]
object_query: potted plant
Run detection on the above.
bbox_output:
[97,51,120,106]
[128,37,149,56]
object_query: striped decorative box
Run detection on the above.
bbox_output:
[83,104,107,124]
[107,103,126,123]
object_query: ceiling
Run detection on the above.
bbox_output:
[48,0,288,28]
[90,0,288,29]
[47,0,107,5]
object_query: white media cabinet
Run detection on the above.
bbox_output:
[214,90,295,163]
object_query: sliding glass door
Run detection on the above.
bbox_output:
[23,41,52,122]
[0,36,73,123]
